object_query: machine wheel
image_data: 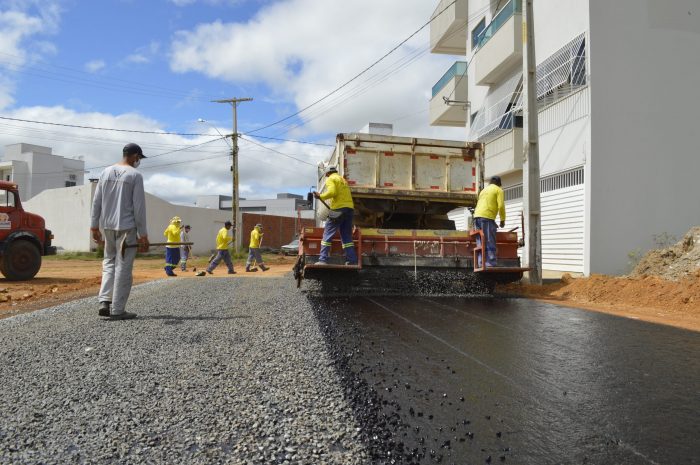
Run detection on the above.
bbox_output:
[293,254,305,288]
[0,240,42,281]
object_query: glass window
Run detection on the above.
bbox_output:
[0,190,16,208]
[472,18,486,49]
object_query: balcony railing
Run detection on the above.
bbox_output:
[432,61,468,97]
[474,0,522,51]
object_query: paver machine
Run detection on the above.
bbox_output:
[293,133,527,294]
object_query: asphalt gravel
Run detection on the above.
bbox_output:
[0,278,369,464]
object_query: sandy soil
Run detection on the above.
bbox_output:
[0,254,297,319]
[498,273,700,332]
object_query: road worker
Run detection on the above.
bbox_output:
[207,220,236,274]
[163,216,182,276]
[246,223,269,272]
[473,175,505,268]
[90,143,149,320]
[313,166,357,265]
[180,224,192,271]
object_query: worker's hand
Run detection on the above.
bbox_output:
[313,191,320,199]
[138,235,150,253]
[91,228,102,244]
[499,220,505,228]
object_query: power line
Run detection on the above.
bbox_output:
[247,0,461,135]
[0,115,333,147]
[258,2,491,137]
[0,115,213,136]
[239,136,317,166]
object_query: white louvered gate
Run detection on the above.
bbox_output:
[503,167,585,273]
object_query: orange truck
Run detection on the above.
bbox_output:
[0,181,56,280]
[293,133,527,293]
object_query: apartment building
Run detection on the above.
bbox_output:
[429,0,700,275]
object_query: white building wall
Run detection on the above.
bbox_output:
[588,0,700,275]
[24,184,232,254]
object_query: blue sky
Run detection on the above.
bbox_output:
[0,0,463,204]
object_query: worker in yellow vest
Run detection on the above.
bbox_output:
[246,223,269,272]
[163,216,182,276]
[313,166,357,265]
[473,176,505,268]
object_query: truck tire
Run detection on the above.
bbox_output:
[0,240,42,281]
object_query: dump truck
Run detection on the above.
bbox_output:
[0,181,56,280]
[293,133,527,294]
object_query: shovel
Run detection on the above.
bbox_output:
[121,241,193,258]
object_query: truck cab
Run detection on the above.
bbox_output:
[0,181,56,281]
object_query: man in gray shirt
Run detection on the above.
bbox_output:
[90,143,150,320]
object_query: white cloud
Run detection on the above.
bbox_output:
[121,41,161,66]
[0,1,62,109]
[169,0,465,140]
[0,106,328,205]
[84,59,105,73]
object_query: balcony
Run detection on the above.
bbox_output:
[430,0,468,55]
[484,128,523,178]
[473,0,522,86]
[430,61,468,127]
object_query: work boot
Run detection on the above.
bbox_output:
[260,264,269,272]
[98,301,111,317]
[228,270,237,275]
[207,269,213,275]
[165,267,177,277]
[245,265,257,272]
[109,312,137,320]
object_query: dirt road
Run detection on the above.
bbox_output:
[0,254,296,319]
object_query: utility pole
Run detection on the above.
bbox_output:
[522,0,542,284]
[212,97,253,253]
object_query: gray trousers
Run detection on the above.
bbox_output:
[246,248,264,266]
[208,250,234,273]
[99,229,137,315]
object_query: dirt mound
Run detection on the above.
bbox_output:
[632,227,700,281]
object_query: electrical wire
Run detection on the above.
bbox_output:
[238,136,316,167]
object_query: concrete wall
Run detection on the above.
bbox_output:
[24,184,231,255]
[588,0,700,274]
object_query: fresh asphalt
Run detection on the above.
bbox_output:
[0,276,698,464]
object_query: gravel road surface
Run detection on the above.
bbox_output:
[0,278,368,464]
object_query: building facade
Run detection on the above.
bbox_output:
[1,143,85,201]
[196,193,314,219]
[429,0,700,275]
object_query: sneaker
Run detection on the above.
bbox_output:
[98,301,111,317]
[344,261,358,266]
[314,261,328,266]
[109,312,137,320]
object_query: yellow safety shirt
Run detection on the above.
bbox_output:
[249,227,263,248]
[319,172,354,210]
[216,227,232,250]
[163,224,181,248]
[473,183,506,222]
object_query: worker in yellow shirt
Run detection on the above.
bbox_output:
[246,223,269,272]
[313,166,357,265]
[163,216,182,276]
[473,176,505,268]
[206,220,236,274]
